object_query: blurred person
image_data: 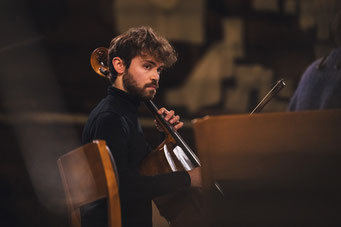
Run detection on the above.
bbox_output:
[82,26,201,227]
[288,11,341,111]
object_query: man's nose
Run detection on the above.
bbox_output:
[151,69,160,81]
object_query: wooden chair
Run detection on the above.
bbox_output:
[57,140,121,227]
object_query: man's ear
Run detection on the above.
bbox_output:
[112,57,126,75]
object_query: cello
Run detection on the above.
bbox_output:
[90,47,220,227]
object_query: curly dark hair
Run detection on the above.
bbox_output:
[107,26,177,83]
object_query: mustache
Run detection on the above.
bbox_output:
[144,81,159,89]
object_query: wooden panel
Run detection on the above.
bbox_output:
[192,109,341,226]
[193,110,341,184]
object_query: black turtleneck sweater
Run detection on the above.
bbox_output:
[82,86,191,227]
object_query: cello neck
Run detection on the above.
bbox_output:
[144,100,201,167]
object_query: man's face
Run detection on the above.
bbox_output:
[123,55,164,100]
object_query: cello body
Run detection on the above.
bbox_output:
[140,136,207,227]
[139,101,208,227]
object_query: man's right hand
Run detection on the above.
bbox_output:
[187,167,202,188]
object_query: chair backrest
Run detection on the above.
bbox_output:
[57,140,121,227]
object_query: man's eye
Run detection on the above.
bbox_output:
[143,64,151,69]
[157,68,164,74]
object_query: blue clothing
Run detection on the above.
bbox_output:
[288,47,341,111]
[82,86,190,227]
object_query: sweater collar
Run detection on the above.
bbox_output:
[107,86,141,112]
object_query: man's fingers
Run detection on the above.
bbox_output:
[157,107,168,115]
[158,108,174,121]
[173,122,183,130]
[170,115,180,124]
[164,110,174,121]
[157,108,183,130]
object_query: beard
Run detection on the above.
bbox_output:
[122,71,158,101]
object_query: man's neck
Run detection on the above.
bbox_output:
[113,78,128,93]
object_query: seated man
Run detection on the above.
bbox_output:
[82,26,201,227]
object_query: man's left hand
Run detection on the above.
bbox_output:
[155,107,184,131]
